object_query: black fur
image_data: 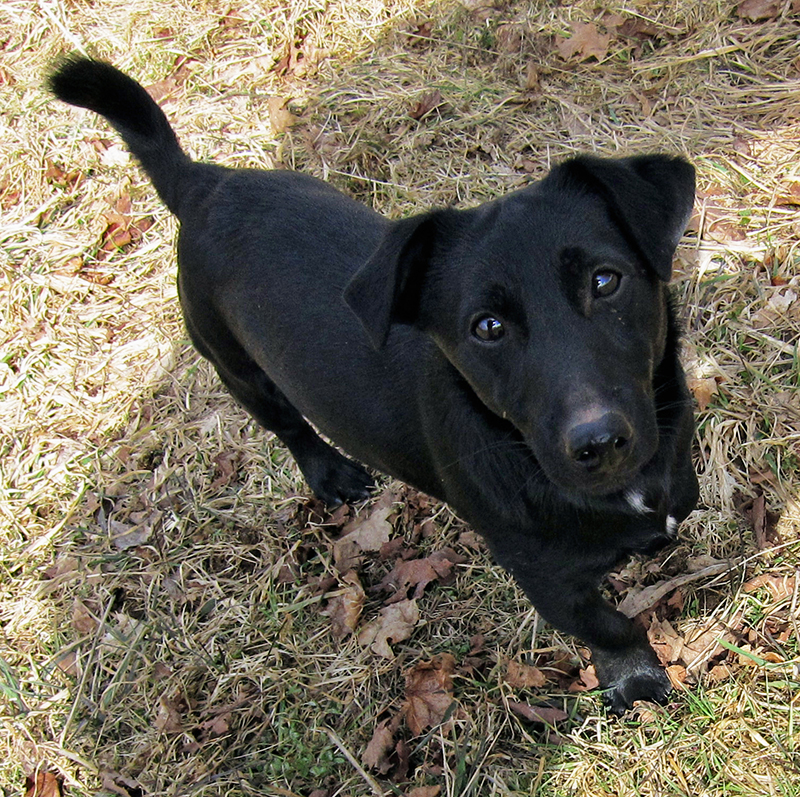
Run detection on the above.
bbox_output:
[49,57,699,714]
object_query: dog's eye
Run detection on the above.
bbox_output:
[592,270,621,298]
[472,315,505,342]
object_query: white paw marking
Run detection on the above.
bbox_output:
[666,515,678,536]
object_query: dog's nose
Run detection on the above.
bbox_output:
[566,412,634,473]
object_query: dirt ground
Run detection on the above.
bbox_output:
[1,1,799,795]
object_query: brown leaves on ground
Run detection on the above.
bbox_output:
[410,90,444,121]
[357,598,420,658]
[362,654,457,778]
[507,700,569,726]
[323,570,366,639]
[377,548,466,603]
[736,0,782,21]
[743,572,797,603]
[45,159,83,192]
[154,692,186,734]
[737,492,782,550]
[333,496,395,572]
[617,560,733,618]
[554,14,666,64]
[99,771,143,797]
[144,54,195,102]
[321,488,468,657]
[504,658,547,689]
[362,716,399,773]
[97,194,154,262]
[648,614,743,683]
[24,773,62,797]
[619,550,798,690]
[267,96,299,135]
[403,653,457,735]
[555,22,612,62]
[687,375,721,412]
[209,450,241,492]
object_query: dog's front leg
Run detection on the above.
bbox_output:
[488,536,670,714]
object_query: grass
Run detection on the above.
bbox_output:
[1,0,799,795]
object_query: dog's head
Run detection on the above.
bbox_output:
[345,154,695,497]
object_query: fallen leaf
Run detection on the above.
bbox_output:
[648,617,685,666]
[393,738,411,781]
[505,659,547,689]
[154,694,184,734]
[273,37,305,77]
[210,450,240,491]
[85,136,113,154]
[378,548,465,603]
[523,62,541,92]
[618,561,733,617]
[55,649,79,676]
[507,700,569,725]
[73,599,98,634]
[24,772,62,797]
[99,771,143,797]
[556,22,611,62]
[153,662,173,680]
[707,663,733,684]
[410,89,443,121]
[268,96,298,134]
[737,0,780,20]
[739,493,780,550]
[362,718,394,772]
[767,287,797,313]
[358,598,419,658]
[496,23,524,53]
[96,199,153,262]
[743,573,796,602]
[666,664,688,690]
[44,159,82,190]
[200,713,230,737]
[408,788,442,797]
[0,184,20,208]
[404,653,456,735]
[334,503,395,571]
[457,530,483,550]
[324,570,366,638]
[568,665,600,693]
[110,514,157,551]
[43,556,80,580]
[680,615,743,679]
[776,182,800,206]
[407,18,435,47]
[688,376,719,411]
[146,77,180,102]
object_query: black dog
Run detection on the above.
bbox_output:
[49,57,699,713]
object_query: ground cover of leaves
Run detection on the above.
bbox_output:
[1,0,799,795]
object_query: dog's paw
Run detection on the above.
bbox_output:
[593,645,671,716]
[301,449,374,508]
[602,668,671,716]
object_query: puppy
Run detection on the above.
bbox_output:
[49,56,699,713]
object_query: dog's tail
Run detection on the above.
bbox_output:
[48,56,191,217]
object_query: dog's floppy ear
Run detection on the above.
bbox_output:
[344,211,442,349]
[554,154,695,281]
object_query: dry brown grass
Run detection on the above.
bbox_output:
[1,0,799,795]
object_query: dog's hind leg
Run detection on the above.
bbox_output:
[186,319,373,507]
[217,363,374,507]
